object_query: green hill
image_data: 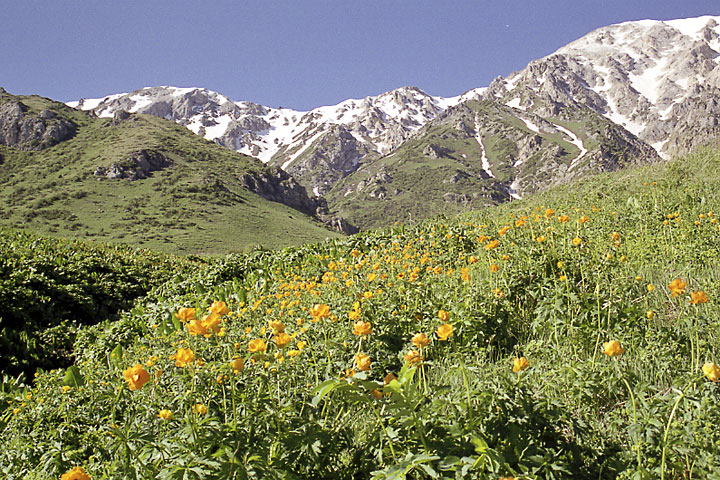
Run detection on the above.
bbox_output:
[0,90,341,254]
[3,146,720,478]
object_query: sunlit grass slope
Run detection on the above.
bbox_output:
[0,93,339,254]
[3,147,720,479]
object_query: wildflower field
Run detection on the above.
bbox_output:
[3,148,720,479]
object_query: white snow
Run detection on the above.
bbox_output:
[313,186,320,196]
[509,179,522,200]
[549,121,587,169]
[651,139,670,159]
[520,117,541,134]
[474,119,494,178]
[282,130,325,170]
[628,57,670,104]
[505,98,524,110]
[202,114,232,140]
[665,16,720,40]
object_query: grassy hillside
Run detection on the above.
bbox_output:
[0,92,340,254]
[3,147,720,479]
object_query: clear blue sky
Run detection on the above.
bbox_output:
[2,1,719,110]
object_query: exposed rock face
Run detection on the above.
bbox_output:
[0,100,76,150]
[94,149,172,180]
[240,167,357,234]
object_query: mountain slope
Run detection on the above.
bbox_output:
[0,89,342,253]
[486,15,720,159]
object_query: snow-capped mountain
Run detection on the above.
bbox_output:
[69,86,486,195]
[485,15,720,158]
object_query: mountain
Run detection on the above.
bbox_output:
[0,88,343,253]
[485,15,720,159]
[68,15,720,229]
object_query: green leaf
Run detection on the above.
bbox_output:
[63,365,84,387]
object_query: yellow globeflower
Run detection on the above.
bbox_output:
[274,333,292,348]
[355,353,371,371]
[438,310,450,322]
[61,467,92,480]
[248,339,267,353]
[437,323,454,341]
[353,321,372,336]
[646,310,655,319]
[702,362,720,382]
[668,278,687,297]
[489,263,500,273]
[647,283,655,292]
[404,349,424,366]
[602,340,625,357]
[268,320,285,333]
[690,291,709,304]
[484,239,499,250]
[192,403,208,415]
[186,319,209,336]
[122,364,151,391]
[171,347,195,367]
[208,301,230,316]
[158,409,173,420]
[513,356,530,372]
[231,357,244,374]
[310,303,330,320]
[177,307,196,323]
[411,332,431,349]
[572,237,582,246]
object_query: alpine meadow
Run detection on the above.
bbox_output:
[3,12,720,480]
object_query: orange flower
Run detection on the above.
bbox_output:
[370,389,383,399]
[411,332,431,349]
[171,348,195,367]
[353,320,372,336]
[122,364,151,391]
[248,339,267,353]
[602,340,625,357]
[669,278,687,297]
[702,362,720,382]
[438,310,450,322]
[498,226,511,236]
[690,291,709,304]
[61,467,91,480]
[310,304,330,320]
[489,263,500,273]
[355,353,371,371]
[231,357,244,374]
[484,239,499,250]
[383,372,398,385]
[192,403,208,415]
[186,319,209,336]
[177,307,196,323]
[268,320,285,333]
[513,357,530,372]
[437,323,453,341]
[404,349,424,366]
[274,333,292,348]
[208,301,230,315]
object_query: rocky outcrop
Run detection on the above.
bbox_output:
[240,167,357,234]
[94,149,172,180]
[0,100,76,150]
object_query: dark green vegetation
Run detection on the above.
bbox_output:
[0,228,194,381]
[0,91,339,254]
[3,146,720,478]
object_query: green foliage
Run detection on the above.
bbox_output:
[3,146,720,478]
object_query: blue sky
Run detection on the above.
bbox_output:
[2,1,719,110]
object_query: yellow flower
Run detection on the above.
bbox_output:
[404,349,424,366]
[171,348,195,367]
[158,409,172,420]
[702,362,720,382]
[268,320,285,333]
[558,215,570,223]
[62,385,72,393]
[493,288,504,297]
[411,332,431,349]
[248,339,267,353]
[513,357,530,372]
[572,237,582,246]
[544,208,555,218]
[383,372,398,385]
[310,303,330,320]
[467,255,478,264]
[192,403,208,415]
[437,323,453,341]
[602,340,625,357]
[669,278,687,297]
[186,319,209,336]
[484,239,499,250]
[231,357,244,374]
[208,301,230,315]
[690,291,709,304]
[353,320,372,336]
[370,389,383,399]
[297,340,307,350]
[61,466,92,480]
[498,226,511,236]
[355,353,371,371]
[438,310,450,322]
[489,263,500,273]
[536,235,546,243]
[647,283,655,292]
[578,215,589,224]
[646,310,655,319]
[145,355,158,367]
[177,307,196,323]
[122,364,151,391]
[274,332,292,348]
